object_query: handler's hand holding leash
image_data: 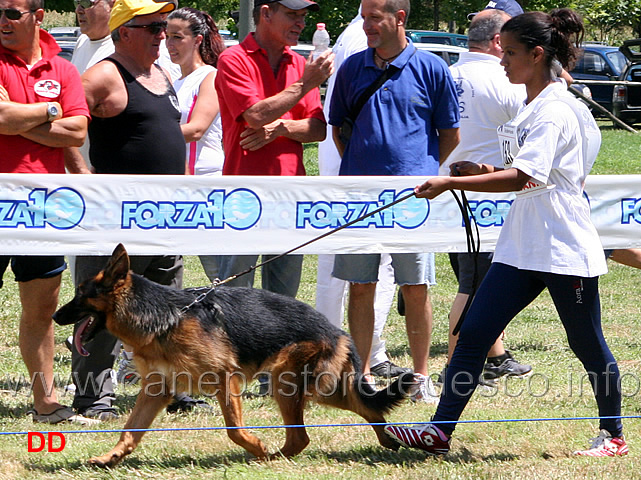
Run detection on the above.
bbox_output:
[414,176,451,199]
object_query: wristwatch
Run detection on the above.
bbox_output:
[46,102,59,122]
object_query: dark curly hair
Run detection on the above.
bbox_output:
[501,8,584,71]
[168,7,225,68]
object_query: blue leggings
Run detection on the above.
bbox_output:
[434,262,622,437]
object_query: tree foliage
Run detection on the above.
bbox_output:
[303,0,361,42]
[575,0,641,41]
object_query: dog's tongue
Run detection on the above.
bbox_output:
[73,316,93,357]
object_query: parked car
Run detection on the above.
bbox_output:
[612,39,641,125]
[407,30,468,48]
[415,42,466,66]
[56,40,76,61]
[219,29,236,41]
[569,43,628,114]
[48,26,81,41]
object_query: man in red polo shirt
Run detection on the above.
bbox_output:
[214,0,333,298]
[0,0,92,424]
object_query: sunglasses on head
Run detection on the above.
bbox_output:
[73,0,99,9]
[124,21,168,35]
[0,8,36,20]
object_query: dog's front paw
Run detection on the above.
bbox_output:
[88,451,123,468]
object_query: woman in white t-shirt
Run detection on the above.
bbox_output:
[167,7,225,281]
[386,9,627,458]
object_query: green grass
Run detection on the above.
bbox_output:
[0,126,640,478]
[592,121,641,174]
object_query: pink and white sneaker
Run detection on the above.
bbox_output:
[573,429,628,457]
[384,423,450,456]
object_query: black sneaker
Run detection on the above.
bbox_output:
[435,364,496,388]
[166,394,214,414]
[370,361,413,378]
[78,407,120,421]
[483,351,532,382]
[257,374,270,396]
[241,374,272,398]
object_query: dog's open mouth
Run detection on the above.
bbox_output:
[74,315,98,357]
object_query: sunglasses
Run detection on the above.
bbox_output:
[0,8,36,20]
[73,0,99,9]
[124,21,168,35]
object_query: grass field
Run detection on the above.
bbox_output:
[0,122,640,479]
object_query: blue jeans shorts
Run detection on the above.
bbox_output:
[0,255,66,288]
[333,252,435,285]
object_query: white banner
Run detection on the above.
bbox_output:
[0,174,639,255]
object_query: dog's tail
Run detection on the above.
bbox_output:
[354,371,417,414]
[345,340,416,414]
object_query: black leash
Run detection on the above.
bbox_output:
[181,190,418,312]
[449,189,480,335]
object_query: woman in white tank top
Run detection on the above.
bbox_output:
[167,7,225,177]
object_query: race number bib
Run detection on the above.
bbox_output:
[497,118,547,197]
[497,123,517,167]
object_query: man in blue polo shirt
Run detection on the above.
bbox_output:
[329,0,459,403]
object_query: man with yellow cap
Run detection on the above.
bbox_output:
[69,0,211,420]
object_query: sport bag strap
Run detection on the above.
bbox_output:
[348,46,417,124]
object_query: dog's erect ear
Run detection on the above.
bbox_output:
[102,243,130,288]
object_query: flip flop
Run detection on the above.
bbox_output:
[28,406,101,426]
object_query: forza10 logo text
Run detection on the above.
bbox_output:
[296,189,429,229]
[0,188,85,229]
[621,198,641,224]
[122,189,261,230]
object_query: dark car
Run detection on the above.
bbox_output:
[569,44,628,114]
[56,40,76,62]
[612,39,641,125]
[407,30,468,48]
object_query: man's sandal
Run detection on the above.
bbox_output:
[28,406,101,426]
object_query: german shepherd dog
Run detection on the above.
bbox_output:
[53,244,415,467]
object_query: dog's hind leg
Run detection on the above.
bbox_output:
[270,386,310,459]
[319,379,400,452]
[216,373,269,459]
[89,387,173,468]
[361,413,400,451]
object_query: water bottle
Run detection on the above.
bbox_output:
[312,23,330,60]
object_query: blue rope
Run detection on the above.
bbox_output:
[2,414,640,436]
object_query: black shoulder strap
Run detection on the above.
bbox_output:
[347,47,416,124]
[349,65,398,121]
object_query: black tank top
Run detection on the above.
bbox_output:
[89,58,185,174]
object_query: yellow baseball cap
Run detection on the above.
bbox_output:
[109,0,175,32]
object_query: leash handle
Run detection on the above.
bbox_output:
[450,190,480,336]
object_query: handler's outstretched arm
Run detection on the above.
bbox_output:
[415,168,531,199]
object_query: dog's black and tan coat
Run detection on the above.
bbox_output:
[53,244,415,467]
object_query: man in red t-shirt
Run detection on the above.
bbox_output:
[0,0,92,425]
[214,0,333,298]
